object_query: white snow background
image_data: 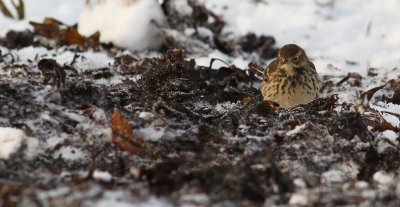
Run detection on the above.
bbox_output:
[0,0,399,205]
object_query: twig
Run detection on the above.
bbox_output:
[0,0,25,20]
[365,20,372,37]
[209,58,230,70]
[0,0,13,18]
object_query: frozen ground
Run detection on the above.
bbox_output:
[0,0,399,206]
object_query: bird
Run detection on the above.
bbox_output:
[260,44,322,108]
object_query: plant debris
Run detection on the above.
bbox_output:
[29,17,100,49]
[111,110,144,156]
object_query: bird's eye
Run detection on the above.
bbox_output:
[293,56,298,63]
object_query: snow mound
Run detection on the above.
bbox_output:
[78,0,167,51]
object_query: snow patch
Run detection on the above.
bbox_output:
[373,171,394,189]
[289,193,309,206]
[53,146,88,161]
[46,135,66,149]
[137,127,165,141]
[24,137,40,159]
[355,181,369,190]
[170,0,193,16]
[180,193,210,204]
[202,0,400,76]
[381,130,398,142]
[321,170,347,184]
[286,124,306,136]
[93,170,113,182]
[139,111,157,120]
[370,102,400,128]
[93,192,173,207]
[79,0,167,51]
[0,127,25,159]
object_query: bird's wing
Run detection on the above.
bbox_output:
[264,59,278,81]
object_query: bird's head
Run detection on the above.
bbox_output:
[278,44,309,68]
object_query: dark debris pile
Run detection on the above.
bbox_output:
[1,1,400,207]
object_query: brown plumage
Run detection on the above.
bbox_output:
[260,44,322,108]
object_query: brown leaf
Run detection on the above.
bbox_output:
[386,79,400,104]
[362,111,399,132]
[304,94,339,111]
[29,17,100,49]
[374,120,398,132]
[110,109,144,156]
[37,59,66,87]
[359,84,386,102]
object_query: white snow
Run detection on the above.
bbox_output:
[201,0,400,76]
[92,108,108,123]
[381,130,398,143]
[195,50,231,69]
[24,136,40,159]
[137,127,165,141]
[0,127,25,159]
[355,181,369,190]
[373,171,394,189]
[286,124,306,136]
[46,135,66,149]
[0,0,83,36]
[53,146,88,161]
[170,0,193,16]
[289,193,309,206]
[138,111,157,120]
[293,178,307,189]
[179,193,210,204]
[321,169,347,184]
[93,170,113,182]
[370,102,400,128]
[93,192,173,207]
[78,0,167,51]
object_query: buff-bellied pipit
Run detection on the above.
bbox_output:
[260,44,321,108]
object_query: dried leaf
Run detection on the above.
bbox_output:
[386,79,400,104]
[355,84,386,112]
[110,109,144,156]
[29,17,100,49]
[37,59,66,87]
[359,84,386,102]
[374,120,398,132]
[335,72,363,86]
[304,94,339,111]
[362,111,399,132]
